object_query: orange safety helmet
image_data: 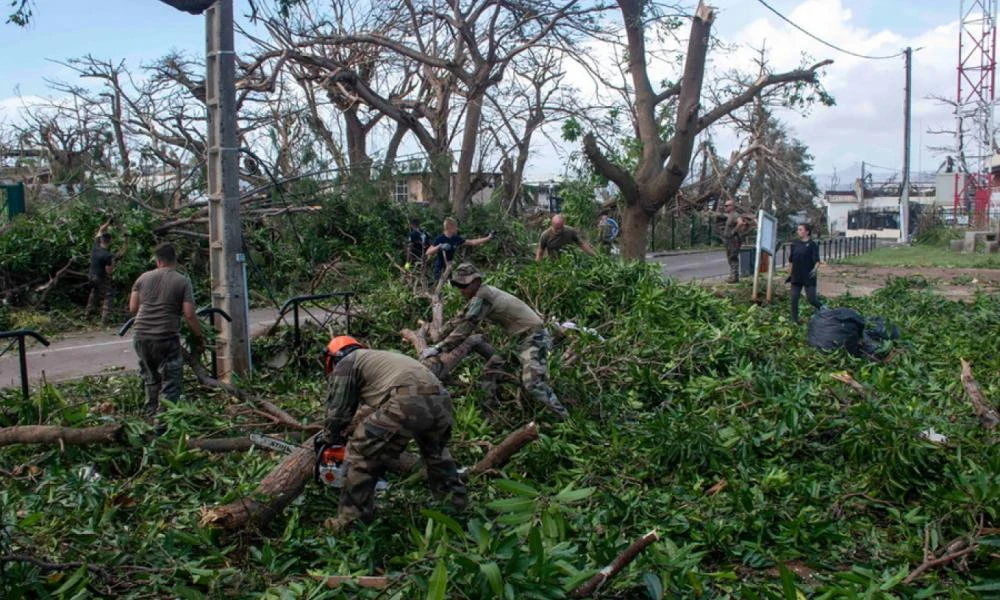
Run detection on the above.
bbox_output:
[323,335,364,374]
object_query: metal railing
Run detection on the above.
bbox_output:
[119,307,232,378]
[771,234,878,269]
[0,329,51,400]
[277,292,355,347]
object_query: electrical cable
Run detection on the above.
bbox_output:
[754,0,906,60]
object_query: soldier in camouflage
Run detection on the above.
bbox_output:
[722,200,750,283]
[318,336,467,533]
[421,263,569,420]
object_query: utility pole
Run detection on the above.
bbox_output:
[900,47,912,243]
[205,0,250,379]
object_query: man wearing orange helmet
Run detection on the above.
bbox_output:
[318,335,467,532]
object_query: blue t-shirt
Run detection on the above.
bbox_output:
[604,218,619,241]
[433,234,465,278]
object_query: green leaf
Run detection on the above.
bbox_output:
[426,559,448,600]
[486,497,536,514]
[553,486,596,504]
[777,563,798,600]
[51,565,87,596]
[480,561,503,596]
[643,572,663,599]
[969,581,1000,592]
[421,509,465,538]
[493,479,539,498]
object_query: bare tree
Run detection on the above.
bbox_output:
[578,1,831,260]
[271,0,610,217]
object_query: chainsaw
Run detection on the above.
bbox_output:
[249,434,388,491]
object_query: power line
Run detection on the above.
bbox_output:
[754,0,906,60]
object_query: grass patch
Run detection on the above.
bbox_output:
[838,245,1000,269]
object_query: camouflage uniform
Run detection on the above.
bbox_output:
[437,264,568,419]
[723,212,743,283]
[323,349,466,529]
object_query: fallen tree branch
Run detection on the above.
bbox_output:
[902,536,978,584]
[831,371,867,396]
[959,359,999,430]
[0,423,122,447]
[185,349,316,431]
[313,574,392,589]
[0,553,104,574]
[469,421,538,476]
[187,436,254,453]
[571,530,660,597]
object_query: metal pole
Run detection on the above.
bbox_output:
[18,336,28,401]
[900,47,912,243]
[206,0,250,380]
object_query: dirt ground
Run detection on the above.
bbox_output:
[817,264,1000,300]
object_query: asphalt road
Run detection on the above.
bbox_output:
[0,308,290,391]
[1,250,731,391]
[652,249,730,281]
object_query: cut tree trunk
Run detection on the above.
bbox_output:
[200,439,317,529]
[201,422,539,530]
[0,423,122,447]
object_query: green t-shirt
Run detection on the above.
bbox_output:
[131,268,195,340]
[538,226,582,257]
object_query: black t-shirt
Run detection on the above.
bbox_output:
[89,244,113,280]
[409,228,430,258]
[432,234,465,272]
[789,239,819,285]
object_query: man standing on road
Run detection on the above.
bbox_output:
[85,223,115,325]
[129,243,205,417]
[318,335,467,532]
[722,200,751,283]
[421,263,569,420]
[535,214,595,261]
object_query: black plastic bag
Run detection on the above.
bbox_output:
[807,307,866,355]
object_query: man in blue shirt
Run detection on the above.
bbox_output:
[425,217,493,281]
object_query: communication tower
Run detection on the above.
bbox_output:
[955,0,998,225]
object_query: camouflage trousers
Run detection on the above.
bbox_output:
[85,278,113,324]
[133,337,184,414]
[725,240,740,282]
[515,328,568,419]
[338,390,467,523]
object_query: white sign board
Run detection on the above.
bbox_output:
[755,210,778,255]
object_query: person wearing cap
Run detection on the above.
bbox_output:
[421,263,569,420]
[535,214,595,261]
[722,200,750,283]
[85,222,115,324]
[319,335,467,532]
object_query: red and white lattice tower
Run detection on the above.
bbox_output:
[955,0,998,225]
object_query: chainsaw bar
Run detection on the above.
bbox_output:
[249,434,300,455]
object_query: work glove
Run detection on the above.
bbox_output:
[420,346,441,360]
[438,243,453,252]
[784,276,791,284]
[193,337,206,355]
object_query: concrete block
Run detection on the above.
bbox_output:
[987,240,1000,254]
[950,239,966,253]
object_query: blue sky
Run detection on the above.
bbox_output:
[0,1,972,186]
